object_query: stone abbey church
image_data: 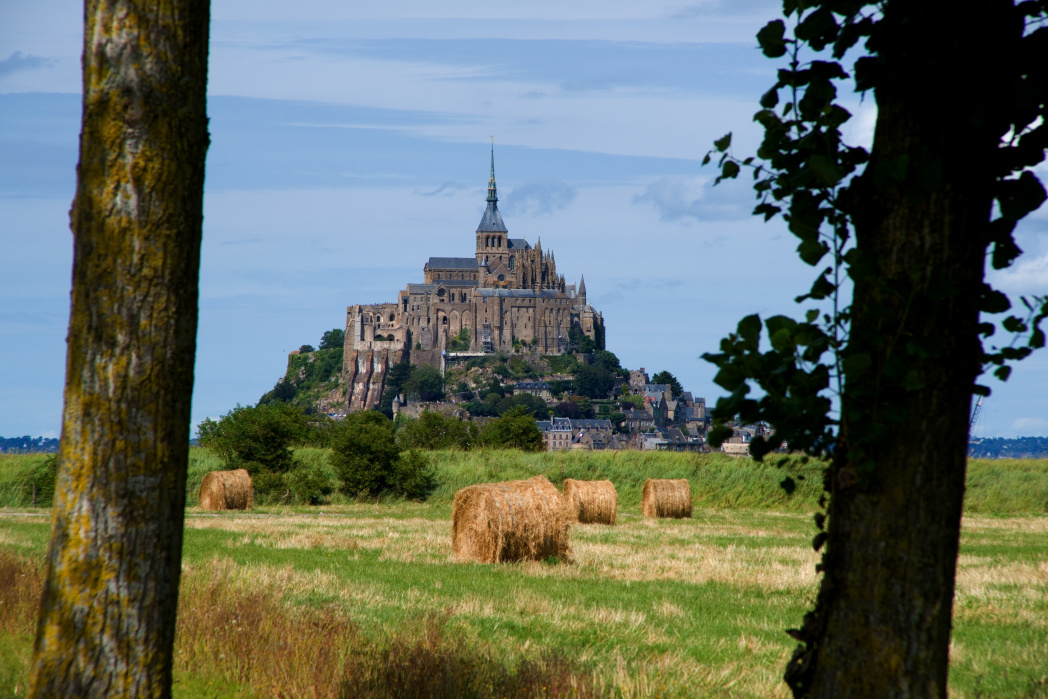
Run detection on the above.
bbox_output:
[341,151,605,412]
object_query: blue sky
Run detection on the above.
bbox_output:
[2,0,1046,439]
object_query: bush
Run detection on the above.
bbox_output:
[286,460,336,505]
[478,406,545,451]
[197,403,309,473]
[397,411,477,450]
[319,328,345,350]
[574,364,614,399]
[331,412,434,499]
[404,364,444,402]
[496,393,549,419]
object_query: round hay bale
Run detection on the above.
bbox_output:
[641,478,692,519]
[452,475,571,563]
[563,478,617,525]
[198,469,254,511]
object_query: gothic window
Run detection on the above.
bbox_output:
[509,256,516,270]
[389,314,395,322]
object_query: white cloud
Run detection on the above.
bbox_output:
[504,180,576,216]
[988,249,1048,296]
[632,175,751,223]
[1012,417,1048,436]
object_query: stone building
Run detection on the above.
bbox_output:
[342,150,605,412]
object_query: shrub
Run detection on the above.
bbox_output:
[197,403,308,474]
[496,393,549,419]
[331,412,434,499]
[286,460,336,505]
[479,406,545,451]
[397,411,477,450]
[319,328,345,350]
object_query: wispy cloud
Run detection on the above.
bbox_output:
[416,181,468,197]
[0,52,53,77]
[989,248,1048,296]
[504,180,577,216]
[1012,416,1048,435]
[632,175,749,223]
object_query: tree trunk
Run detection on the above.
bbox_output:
[28,1,209,696]
[785,2,1018,696]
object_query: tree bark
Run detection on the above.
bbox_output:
[785,2,1019,696]
[27,1,209,696]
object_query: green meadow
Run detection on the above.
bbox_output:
[1,451,1046,697]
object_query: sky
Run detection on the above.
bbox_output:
[1,0,1046,440]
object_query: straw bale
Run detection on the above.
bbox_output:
[452,475,571,563]
[198,469,254,511]
[563,478,618,525]
[641,478,692,519]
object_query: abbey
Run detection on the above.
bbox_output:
[341,151,604,411]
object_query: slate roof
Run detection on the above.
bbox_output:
[406,284,436,293]
[476,201,508,232]
[514,381,552,390]
[427,257,479,270]
[507,238,530,250]
[475,288,564,299]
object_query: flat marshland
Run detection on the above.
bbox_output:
[1,451,1047,697]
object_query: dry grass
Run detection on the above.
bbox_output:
[564,479,618,525]
[452,476,571,563]
[641,479,692,519]
[198,469,253,511]
[1,508,1044,697]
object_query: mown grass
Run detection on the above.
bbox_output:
[1,504,1046,697]
[1,451,1046,696]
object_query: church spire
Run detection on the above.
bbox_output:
[476,141,507,233]
[487,142,498,203]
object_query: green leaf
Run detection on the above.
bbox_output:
[757,20,788,58]
[809,154,843,186]
[721,160,741,180]
[702,153,711,166]
[797,239,829,266]
[737,314,762,349]
[994,366,1012,381]
[997,171,1047,222]
[713,133,732,152]
[805,309,819,323]
[760,86,779,109]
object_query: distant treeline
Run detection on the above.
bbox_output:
[0,436,59,454]
[969,436,1048,459]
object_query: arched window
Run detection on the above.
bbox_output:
[509,256,516,270]
[389,313,395,322]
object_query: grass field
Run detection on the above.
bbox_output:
[1,451,1046,697]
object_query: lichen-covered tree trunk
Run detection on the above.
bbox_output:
[785,2,1016,696]
[27,1,209,696]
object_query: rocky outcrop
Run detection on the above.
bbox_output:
[342,349,405,412]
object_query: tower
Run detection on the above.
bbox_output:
[476,143,508,260]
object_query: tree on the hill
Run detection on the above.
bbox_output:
[28,1,210,695]
[496,393,550,419]
[404,364,445,402]
[479,406,545,451]
[396,411,477,450]
[574,364,614,399]
[319,328,345,350]
[704,1,1048,695]
[651,370,683,398]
